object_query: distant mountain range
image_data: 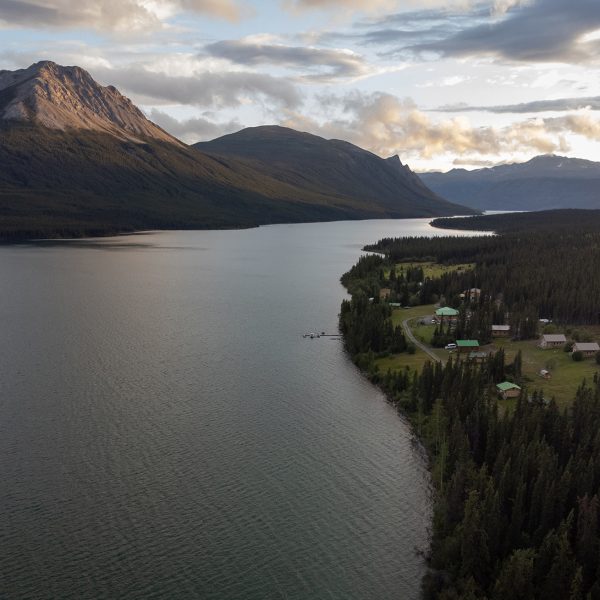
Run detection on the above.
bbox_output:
[0,61,473,241]
[420,155,600,211]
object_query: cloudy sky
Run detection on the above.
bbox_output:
[1,0,599,170]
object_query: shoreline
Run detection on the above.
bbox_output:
[0,213,480,245]
[338,272,439,596]
[338,216,600,597]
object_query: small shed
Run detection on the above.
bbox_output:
[540,369,551,379]
[497,381,522,399]
[465,288,481,302]
[539,334,567,349]
[491,324,511,337]
[457,339,480,353]
[572,342,600,357]
[468,351,488,364]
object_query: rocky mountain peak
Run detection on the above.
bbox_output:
[0,61,180,145]
[386,153,427,187]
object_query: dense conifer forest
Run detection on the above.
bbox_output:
[364,213,600,326]
[431,209,600,234]
[340,210,600,598]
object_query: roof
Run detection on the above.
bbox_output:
[497,381,521,392]
[541,334,567,343]
[436,307,459,316]
[573,342,600,352]
[457,339,479,347]
[492,325,510,331]
[469,351,487,358]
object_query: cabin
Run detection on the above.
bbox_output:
[497,381,522,399]
[379,288,391,300]
[465,288,481,302]
[435,306,459,324]
[468,351,488,364]
[491,324,510,338]
[436,306,459,318]
[538,334,567,349]
[456,339,480,353]
[572,342,600,357]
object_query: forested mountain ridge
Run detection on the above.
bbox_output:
[0,62,474,241]
[194,126,477,219]
[431,208,600,233]
[420,155,600,211]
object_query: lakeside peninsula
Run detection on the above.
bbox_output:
[340,209,600,598]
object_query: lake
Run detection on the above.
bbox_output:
[0,219,481,599]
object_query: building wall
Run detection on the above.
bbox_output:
[540,340,564,349]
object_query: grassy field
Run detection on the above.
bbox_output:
[377,304,447,375]
[376,259,599,407]
[494,338,599,407]
[375,348,435,377]
[395,306,449,361]
[381,292,600,407]
[391,303,437,327]
[386,304,599,406]
[412,322,436,344]
[394,261,474,279]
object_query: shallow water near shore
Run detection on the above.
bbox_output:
[0,219,482,599]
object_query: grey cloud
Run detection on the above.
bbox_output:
[148,109,242,143]
[320,24,461,47]
[286,0,396,11]
[360,28,428,44]
[288,0,491,17]
[0,0,242,32]
[0,0,63,26]
[411,0,600,64]
[204,40,370,82]
[360,25,460,46]
[354,4,491,28]
[314,4,490,52]
[92,66,302,109]
[435,96,600,114]
[0,0,161,30]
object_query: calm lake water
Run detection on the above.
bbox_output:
[0,219,481,599]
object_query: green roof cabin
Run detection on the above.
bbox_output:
[436,307,459,318]
[497,381,522,399]
[456,339,479,353]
